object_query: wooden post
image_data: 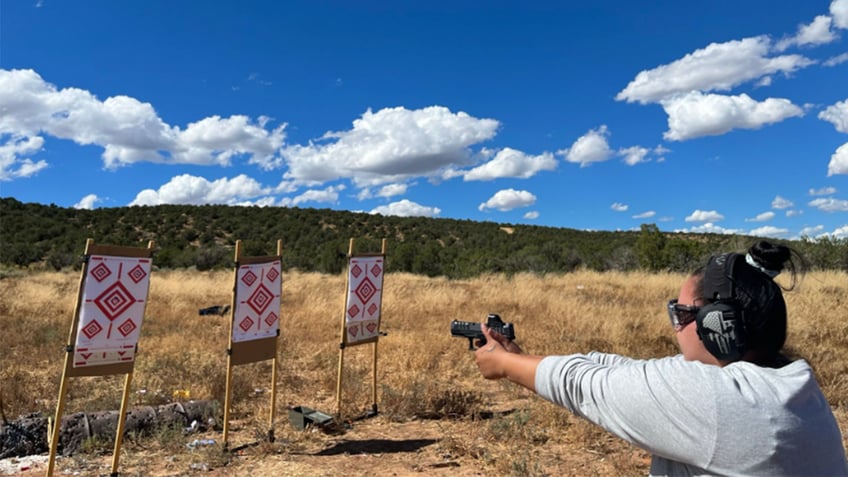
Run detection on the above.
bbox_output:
[335,238,355,416]
[268,239,283,442]
[222,240,241,448]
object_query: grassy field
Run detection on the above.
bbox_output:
[1,269,846,475]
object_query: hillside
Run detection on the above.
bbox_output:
[1,197,845,276]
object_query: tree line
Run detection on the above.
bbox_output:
[1,197,846,277]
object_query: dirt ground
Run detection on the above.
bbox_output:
[1,401,651,477]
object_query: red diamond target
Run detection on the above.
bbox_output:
[127,264,148,283]
[370,263,382,277]
[367,303,378,317]
[347,304,361,318]
[264,312,278,327]
[247,284,273,315]
[350,264,363,278]
[241,270,257,287]
[94,281,136,321]
[266,266,280,283]
[117,318,137,337]
[90,262,112,282]
[355,277,377,304]
[239,316,255,332]
[82,320,103,339]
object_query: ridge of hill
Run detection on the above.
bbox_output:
[1,197,845,276]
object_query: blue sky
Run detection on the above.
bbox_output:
[1,1,847,240]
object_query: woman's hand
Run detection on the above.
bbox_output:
[475,323,520,379]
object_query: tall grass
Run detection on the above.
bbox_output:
[1,269,845,474]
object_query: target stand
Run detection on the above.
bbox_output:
[46,239,155,477]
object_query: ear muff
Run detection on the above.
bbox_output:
[695,300,746,361]
[697,253,747,361]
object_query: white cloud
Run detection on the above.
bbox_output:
[369,199,440,218]
[611,202,629,212]
[832,224,848,239]
[748,225,789,238]
[661,91,803,141]
[819,99,848,133]
[810,186,838,195]
[745,211,775,222]
[615,36,814,105]
[463,147,556,181]
[675,223,743,235]
[809,197,848,212]
[785,209,803,217]
[280,184,345,207]
[0,134,47,180]
[478,188,536,212]
[775,15,837,51]
[828,143,848,175]
[618,146,650,165]
[685,209,725,223]
[558,125,613,167]
[824,52,848,66]
[73,194,101,210]
[832,0,848,29]
[799,225,825,237]
[523,211,539,219]
[0,69,287,172]
[772,196,794,209]
[129,173,272,206]
[632,211,656,219]
[280,106,499,187]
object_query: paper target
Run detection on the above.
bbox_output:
[344,256,384,344]
[232,260,282,343]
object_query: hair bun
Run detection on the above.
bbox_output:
[747,240,788,278]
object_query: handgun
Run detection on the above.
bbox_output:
[451,313,515,350]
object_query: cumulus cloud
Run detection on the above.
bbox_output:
[819,99,848,133]
[478,188,536,212]
[810,186,838,195]
[632,211,656,219]
[618,146,651,166]
[129,174,272,206]
[799,225,825,237]
[611,202,629,212]
[0,135,47,180]
[809,197,848,212]
[685,209,725,222]
[661,91,803,141]
[280,106,499,187]
[0,69,287,174]
[828,143,848,175]
[746,211,775,222]
[523,211,539,219]
[775,15,837,51]
[370,199,440,218]
[748,225,789,238]
[675,223,743,235]
[280,185,345,207]
[832,0,848,29]
[615,36,814,105]
[462,147,556,181]
[832,224,848,238]
[558,125,613,167]
[772,196,794,209]
[73,194,101,210]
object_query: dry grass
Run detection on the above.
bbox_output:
[1,269,846,475]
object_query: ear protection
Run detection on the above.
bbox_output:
[696,253,747,361]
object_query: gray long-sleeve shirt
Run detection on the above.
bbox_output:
[535,352,848,476]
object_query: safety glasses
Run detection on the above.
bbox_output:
[667,299,699,331]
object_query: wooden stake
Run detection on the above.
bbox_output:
[222,240,241,448]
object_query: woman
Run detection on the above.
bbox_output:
[474,240,848,475]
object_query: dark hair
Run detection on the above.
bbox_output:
[694,240,804,363]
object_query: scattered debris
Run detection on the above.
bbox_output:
[198,305,230,316]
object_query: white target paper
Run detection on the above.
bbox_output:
[232,260,282,343]
[74,255,152,368]
[344,256,384,344]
